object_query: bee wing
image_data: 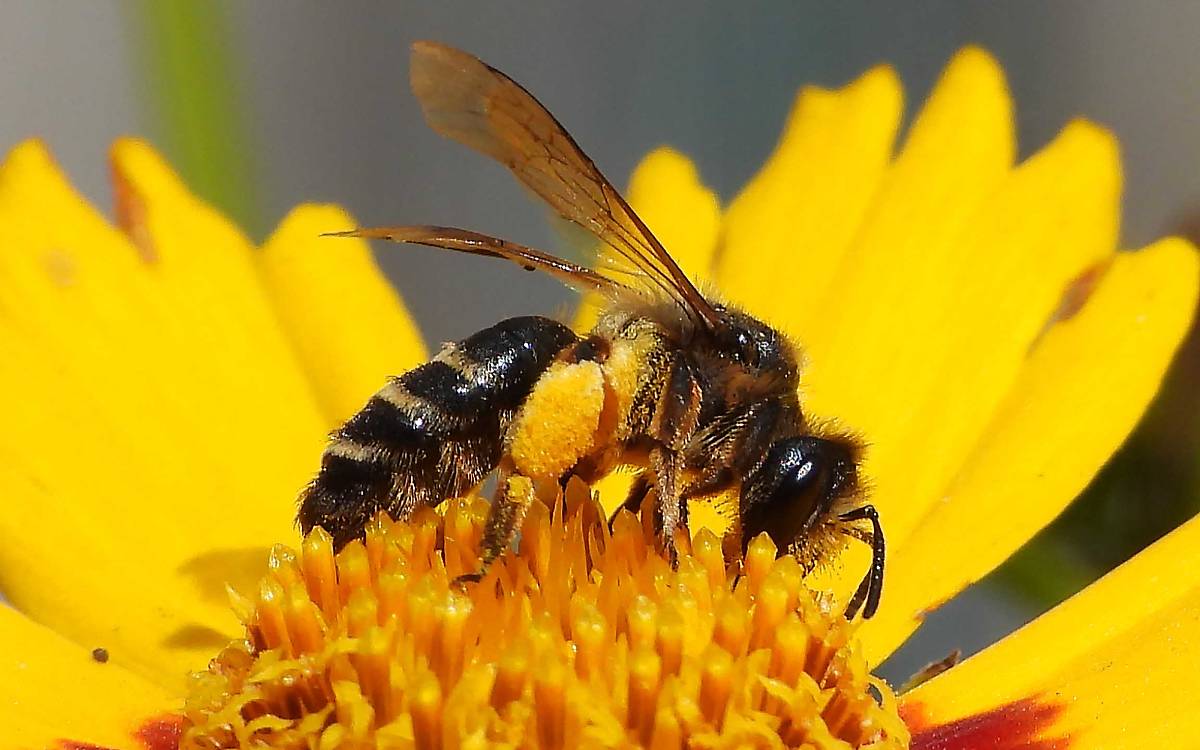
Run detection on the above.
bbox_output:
[409,40,724,333]
[325,225,616,294]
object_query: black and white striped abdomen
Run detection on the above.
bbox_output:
[298,315,578,549]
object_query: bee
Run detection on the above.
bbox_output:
[299,41,885,619]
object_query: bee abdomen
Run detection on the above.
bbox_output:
[298,315,577,548]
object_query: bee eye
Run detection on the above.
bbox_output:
[778,454,822,497]
[729,329,760,367]
[740,437,854,553]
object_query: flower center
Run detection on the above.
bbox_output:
[181,484,908,749]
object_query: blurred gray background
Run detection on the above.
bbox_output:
[3,1,1198,684]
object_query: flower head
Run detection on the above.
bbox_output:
[184,492,908,748]
[0,46,1197,750]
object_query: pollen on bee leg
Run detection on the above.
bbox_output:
[508,360,605,480]
[182,486,905,749]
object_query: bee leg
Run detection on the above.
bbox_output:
[649,446,686,566]
[647,354,703,566]
[455,467,540,586]
[679,467,733,501]
[608,473,652,528]
[840,504,885,620]
[455,354,606,588]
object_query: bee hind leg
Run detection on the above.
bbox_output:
[458,355,606,586]
[453,467,541,586]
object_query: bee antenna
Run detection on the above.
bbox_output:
[840,504,885,620]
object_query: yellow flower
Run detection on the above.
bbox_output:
[1,46,1197,749]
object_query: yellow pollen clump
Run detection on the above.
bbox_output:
[181,484,908,749]
[509,360,606,479]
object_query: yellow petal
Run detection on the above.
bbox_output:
[800,46,1014,364]
[784,49,1019,607]
[573,147,719,332]
[862,237,1199,666]
[900,508,1200,749]
[628,146,721,285]
[110,137,328,486]
[0,605,178,750]
[259,204,428,426]
[866,120,1121,550]
[800,48,1014,505]
[0,140,323,689]
[716,64,901,331]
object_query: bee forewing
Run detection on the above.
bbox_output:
[409,40,723,332]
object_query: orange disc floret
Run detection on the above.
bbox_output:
[181,483,908,749]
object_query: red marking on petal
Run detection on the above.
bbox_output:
[1046,261,1110,328]
[52,715,182,750]
[109,156,157,264]
[901,696,1070,750]
[135,714,184,750]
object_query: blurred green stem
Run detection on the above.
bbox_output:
[127,0,261,236]
[994,533,1096,609]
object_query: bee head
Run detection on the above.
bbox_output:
[739,435,861,554]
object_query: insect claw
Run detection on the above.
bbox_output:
[452,571,484,590]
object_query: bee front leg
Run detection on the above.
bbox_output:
[839,504,885,620]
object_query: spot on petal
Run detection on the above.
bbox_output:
[900,697,1070,750]
[110,152,157,264]
[135,715,184,750]
[53,715,182,750]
